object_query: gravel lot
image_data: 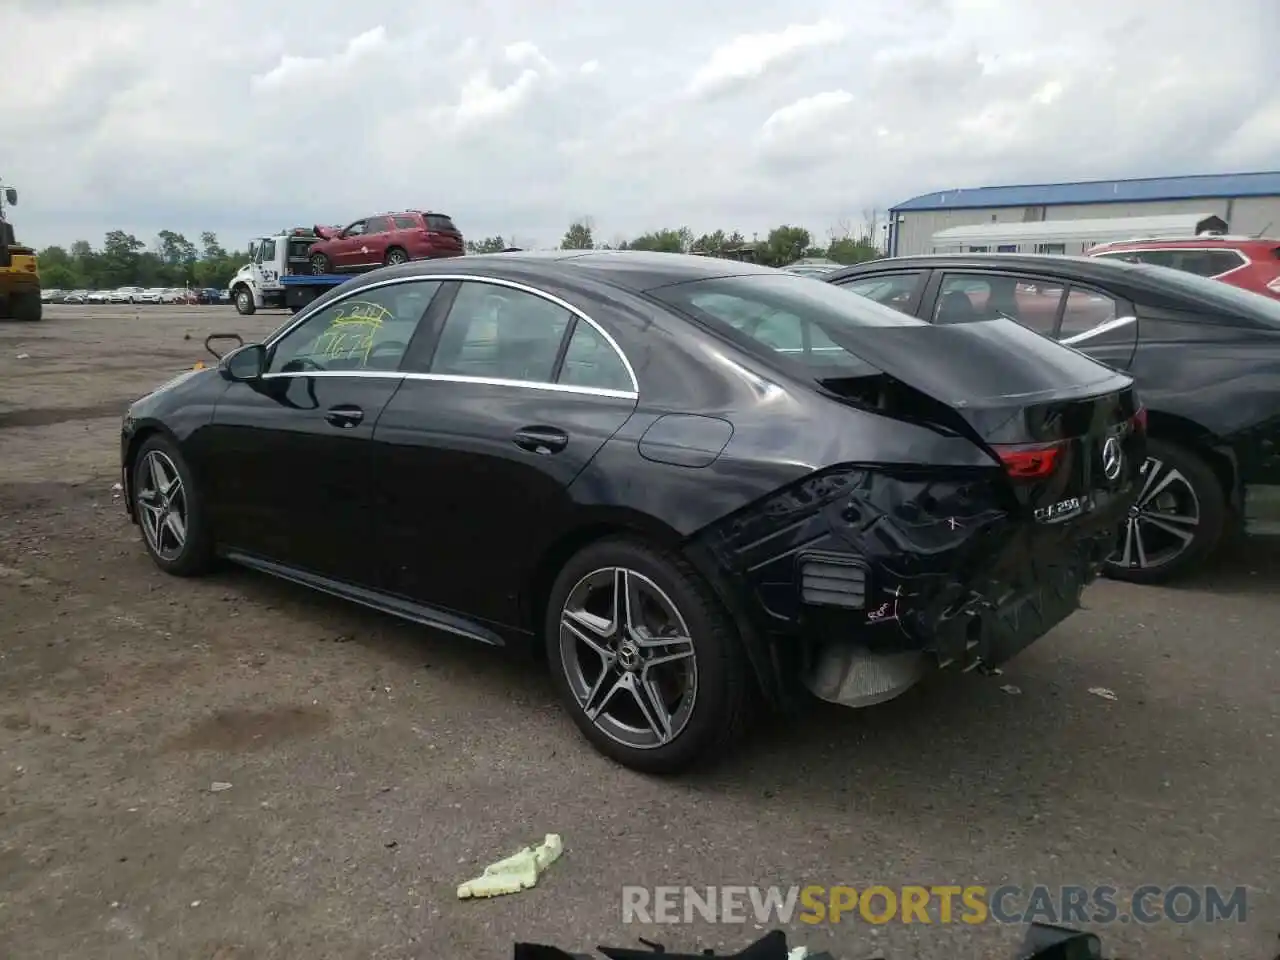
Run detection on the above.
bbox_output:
[1,306,1276,960]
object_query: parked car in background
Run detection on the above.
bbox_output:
[1087,235,1280,301]
[87,290,109,304]
[197,287,221,304]
[135,288,164,304]
[782,258,843,278]
[41,288,63,303]
[63,290,90,304]
[107,286,144,304]
[826,253,1280,583]
[307,211,464,275]
[120,250,1144,772]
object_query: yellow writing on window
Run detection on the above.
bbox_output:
[312,301,392,366]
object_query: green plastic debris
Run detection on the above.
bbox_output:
[457,833,564,899]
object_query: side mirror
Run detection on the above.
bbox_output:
[4,188,15,206]
[220,343,267,381]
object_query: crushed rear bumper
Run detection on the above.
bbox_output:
[692,461,1140,709]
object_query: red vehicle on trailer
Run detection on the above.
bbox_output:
[307,211,464,275]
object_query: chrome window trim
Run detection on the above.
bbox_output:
[259,368,636,400]
[1059,315,1137,346]
[266,273,639,395]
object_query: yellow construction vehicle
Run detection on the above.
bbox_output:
[0,185,41,322]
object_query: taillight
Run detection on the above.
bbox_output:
[993,442,1064,480]
[1131,406,1148,432]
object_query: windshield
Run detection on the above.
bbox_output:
[649,273,924,376]
[1133,263,1280,327]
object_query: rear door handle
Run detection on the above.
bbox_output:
[513,426,569,455]
[324,405,364,428]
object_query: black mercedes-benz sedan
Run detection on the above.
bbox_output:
[826,254,1280,584]
[121,251,1145,772]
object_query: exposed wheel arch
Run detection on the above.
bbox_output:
[1145,409,1238,514]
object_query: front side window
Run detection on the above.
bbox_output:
[429,281,574,383]
[838,272,923,314]
[343,221,367,237]
[256,239,276,263]
[267,281,441,374]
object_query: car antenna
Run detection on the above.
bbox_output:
[1252,222,1272,238]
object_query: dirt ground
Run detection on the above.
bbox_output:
[0,306,1277,960]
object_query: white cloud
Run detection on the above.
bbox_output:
[0,0,1277,251]
[686,20,848,98]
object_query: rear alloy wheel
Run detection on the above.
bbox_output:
[310,253,331,275]
[545,539,751,774]
[384,247,409,266]
[132,436,213,577]
[1103,438,1225,584]
[233,285,255,316]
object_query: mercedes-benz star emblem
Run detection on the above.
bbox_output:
[1101,436,1123,482]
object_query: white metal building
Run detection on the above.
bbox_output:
[887,172,1280,257]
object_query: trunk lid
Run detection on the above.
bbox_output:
[812,318,1145,523]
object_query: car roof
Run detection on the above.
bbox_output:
[366,249,780,293]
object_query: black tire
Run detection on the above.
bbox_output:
[1103,438,1226,584]
[310,253,331,275]
[131,434,214,577]
[384,247,409,266]
[544,538,752,774]
[11,291,41,321]
[233,285,256,316]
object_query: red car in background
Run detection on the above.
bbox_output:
[308,211,464,274]
[1087,235,1280,300]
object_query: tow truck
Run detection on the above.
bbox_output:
[228,227,375,316]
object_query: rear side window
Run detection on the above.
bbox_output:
[934,273,1063,336]
[426,215,458,232]
[393,215,419,230]
[649,273,922,374]
[429,281,572,383]
[365,217,392,234]
[1171,249,1245,277]
[1058,288,1121,339]
[557,321,633,392]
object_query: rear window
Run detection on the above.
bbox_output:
[426,215,458,233]
[649,273,924,375]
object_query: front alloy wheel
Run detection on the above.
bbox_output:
[559,567,698,750]
[135,450,188,562]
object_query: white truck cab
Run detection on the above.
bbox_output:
[228,229,319,315]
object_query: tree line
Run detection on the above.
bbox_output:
[37,214,887,292]
[467,215,887,266]
[35,231,248,291]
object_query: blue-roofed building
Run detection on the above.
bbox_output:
[887,171,1280,257]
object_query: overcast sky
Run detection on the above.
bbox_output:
[5,0,1280,251]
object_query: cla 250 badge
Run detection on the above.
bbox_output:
[1035,497,1088,523]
